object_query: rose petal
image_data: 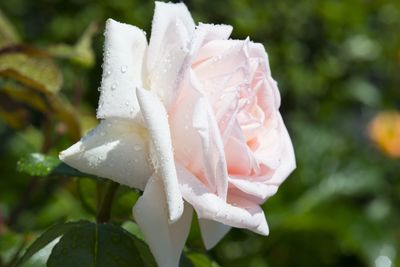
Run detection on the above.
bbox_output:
[170,75,228,200]
[192,96,229,200]
[194,40,250,83]
[136,87,184,222]
[228,177,279,203]
[224,121,260,176]
[146,1,195,106]
[189,23,233,59]
[266,113,296,185]
[254,118,283,170]
[248,42,281,108]
[97,19,147,120]
[198,219,231,250]
[177,163,268,235]
[133,176,193,267]
[59,119,152,190]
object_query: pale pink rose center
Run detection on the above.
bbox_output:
[169,39,281,193]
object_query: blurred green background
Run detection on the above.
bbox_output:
[0,0,399,267]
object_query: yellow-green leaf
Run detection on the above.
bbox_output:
[0,81,80,140]
[0,9,20,49]
[1,82,47,112]
[0,48,62,94]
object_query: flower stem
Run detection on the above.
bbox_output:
[96,181,119,223]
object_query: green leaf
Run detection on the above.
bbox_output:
[121,221,144,242]
[16,153,98,179]
[0,9,20,49]
[16,221,88,266]
[0,80,81,140]
[17,153,60,176]
[48,22,98,68]
[179,254,194,267]
[0,47,62,94]
[0,82,47,112]
[47,222,157,267]
[186,252,220,267]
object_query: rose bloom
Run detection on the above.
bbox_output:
[60,2,295,267]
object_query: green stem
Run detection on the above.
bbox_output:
[96,181,119,223]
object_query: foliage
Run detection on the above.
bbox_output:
[0,0,399,267]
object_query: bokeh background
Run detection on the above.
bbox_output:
[0,0,399,267]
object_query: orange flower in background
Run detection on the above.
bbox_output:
[368,111,400,158]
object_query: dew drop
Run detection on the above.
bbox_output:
[111,83,117,90]
[120,65,127,73]
[105,69,112,77]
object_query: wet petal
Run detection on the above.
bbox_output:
[59,119,152,190]
[133,176,193,267]
[136,87,184,222]
[97,19,147,120]
[146,1,195,106]
[189,23,232,59]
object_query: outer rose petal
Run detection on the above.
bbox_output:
[97,19,147,120]
[176,163,269,235]
[266,113,296,185]
[146,1,195,106]
[189,23,232,59]
[199,219,230,250]
[133,176,193,267]
[59,119,152,190]
[136,87,184,222]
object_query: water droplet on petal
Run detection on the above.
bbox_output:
[111,83,117,90]
[105,70,112,77]
[120,65,127,73]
